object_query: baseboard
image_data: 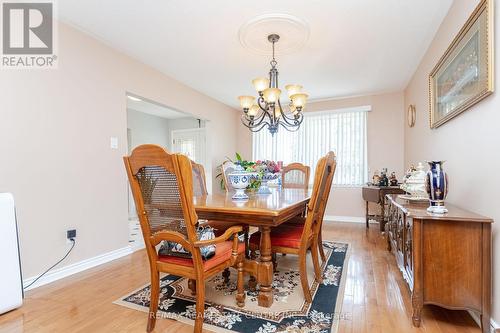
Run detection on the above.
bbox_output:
[467,308,499,332]
[323,215,365,223]
[23,246,133,291]
[130,241,145,252]
[489,317,500,333]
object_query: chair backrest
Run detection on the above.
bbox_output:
[300,152,336,245]
[282,163,310,189]
[123,144,201,263]
[191,161,208,196]
[221,161,237,192]
[317,152,337,225]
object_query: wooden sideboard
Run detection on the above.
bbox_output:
[385,194,492,332]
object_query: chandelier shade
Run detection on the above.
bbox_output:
[238,34,308,135]
[252,77,270,92]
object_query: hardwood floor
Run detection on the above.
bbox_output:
[0,222,481,333]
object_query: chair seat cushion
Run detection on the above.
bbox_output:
[158,241,244,271]
[249,224,305,249]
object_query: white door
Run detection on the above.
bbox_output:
[171,128,206,165]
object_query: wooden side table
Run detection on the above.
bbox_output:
[362,185,405,231]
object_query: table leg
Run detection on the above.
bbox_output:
[365,201,369,228]
[257,226,273,307]
[380,200,386,232]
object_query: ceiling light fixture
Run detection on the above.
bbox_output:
[238,34,308,135]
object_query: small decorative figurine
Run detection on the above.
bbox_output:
[372,170,380,185]
[379,168,389,186]
[389,172,398,186]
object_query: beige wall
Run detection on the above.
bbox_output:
[404,0,500,324]
[236,92,405,218]
[0,22,239,279]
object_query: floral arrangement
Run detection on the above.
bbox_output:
[215,153,282,190]
[245,160,281,174]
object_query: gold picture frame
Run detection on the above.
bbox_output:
[429,0,494,129]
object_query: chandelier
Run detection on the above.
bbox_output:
[238,34,308,135]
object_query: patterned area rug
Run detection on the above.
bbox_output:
[114,241,349,333]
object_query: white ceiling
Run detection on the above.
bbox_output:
[60,0,453,108]
[127,96,188,119]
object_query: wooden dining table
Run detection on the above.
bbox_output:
[194,187,311,307]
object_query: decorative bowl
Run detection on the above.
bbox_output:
[228,165,257,200]
[258,172,280,194]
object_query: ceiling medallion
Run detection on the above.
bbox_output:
[238,34,308,135]
[238,13,310,55]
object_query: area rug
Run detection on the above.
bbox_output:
[114,241,350,333]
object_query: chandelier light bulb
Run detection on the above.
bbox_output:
[252,77,270,92]
[263,88,281,103]
[290,92,309,108]
[238,95,255,109]
[285,84,303,97]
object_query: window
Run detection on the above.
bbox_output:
[252,107,369,186]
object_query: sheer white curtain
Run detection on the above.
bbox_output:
[252,108,368,186]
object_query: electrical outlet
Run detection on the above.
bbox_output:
[66,229,76,243]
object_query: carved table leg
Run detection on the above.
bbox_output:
[379,199,386,232]
[257,226,274,307]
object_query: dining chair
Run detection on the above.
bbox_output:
[124,144,246,333]
[249,152,336,302]
[191,160,208,197]
[281,162,311,189]
[191,160,244,280]
[285,155,336,262]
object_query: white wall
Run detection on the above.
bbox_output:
[404,0,500,324]
[0,22,239,279]
[236,92,405,219]
[127,109,170,150]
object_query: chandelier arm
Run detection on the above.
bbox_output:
[278,114,304,132]
[276,100,298,122]
[277,107,302,127]
[246,121,271,133]
[241,111,268,128]
[257,96,270,113]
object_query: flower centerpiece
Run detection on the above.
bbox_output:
[245,160,282,194]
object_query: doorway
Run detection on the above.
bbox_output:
[126,94,207,251]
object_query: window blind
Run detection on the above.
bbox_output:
[252,109,368,186]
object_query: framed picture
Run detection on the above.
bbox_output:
[429,0,494,129]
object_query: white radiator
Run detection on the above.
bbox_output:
[0,193,23,314]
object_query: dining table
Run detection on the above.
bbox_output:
[194,187,311,307]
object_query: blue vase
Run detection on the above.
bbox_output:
[425,161,449,213]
